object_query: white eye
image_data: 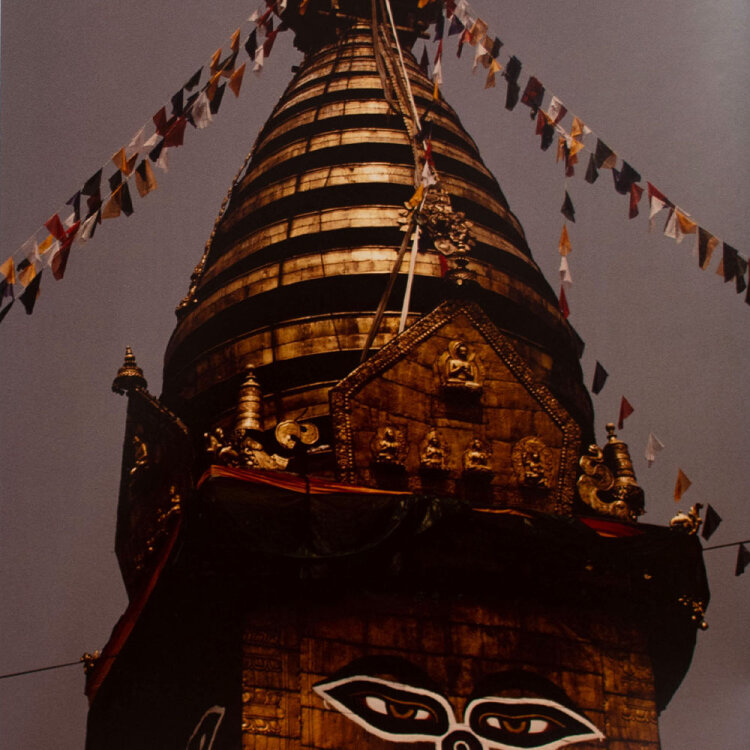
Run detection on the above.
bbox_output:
[414,709,430,720]
[365,696,388,714]
[486,717,501,729]
[528,719,549,734]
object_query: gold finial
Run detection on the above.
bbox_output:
[234,366,263,435]
[605,422,617,442]
[112,346,147,394]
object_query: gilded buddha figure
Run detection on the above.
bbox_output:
[439,340,482,393]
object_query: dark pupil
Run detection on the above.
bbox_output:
[502,718,529,734]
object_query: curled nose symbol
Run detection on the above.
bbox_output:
[441,729,483,750]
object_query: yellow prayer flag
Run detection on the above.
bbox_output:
[405,184,424,209]
[135,160,158,197]
[207,71,222,100]
[485,59,502,89]
[209,48,222,72]
[676,210,697,235]
[556,136,566,163]
[568,140,585,159]
[558,224,572,256]
[229,63,246,98]
[674,469,692,502]
[230,28,241,54]
[102,187,122,220]
[112,148,138,176]
[19,264,37,288]
[469,19,489,45]
[571,116,586,140]
[0,257,16,284]
[38,235,54,254]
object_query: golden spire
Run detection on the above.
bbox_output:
[112,346,148,394]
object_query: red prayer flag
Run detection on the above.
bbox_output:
[559,286,570,318]
[164,117,187,148]
[617,397,634,429]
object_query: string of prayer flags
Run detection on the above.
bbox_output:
[701,505,722,541]
[644,432,664,466]
[674,468,692,502]
[591,362,608,395]
[735,544,750,576]
[617,396,634,429]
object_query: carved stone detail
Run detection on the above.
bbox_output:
[670,503,703,536]
[437,340,482,394]
[372,425,407,467]
[242,688,285,736]
[419,430,448,472]
[512,436,553,488]
[462,438,492,475]
[577,425,645,522]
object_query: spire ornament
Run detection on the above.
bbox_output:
[112,346,148,394]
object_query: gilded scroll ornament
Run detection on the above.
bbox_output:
[577,424,645,522]
[512,436,553,488]
[372,425,407,467]
[419,430,448,472]
[670,503,703,536]
[438,340,482,394]
[463,438,492,475]
[418,186,475,258]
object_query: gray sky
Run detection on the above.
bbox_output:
[1,1,748,748]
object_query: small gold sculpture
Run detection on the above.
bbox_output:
[678,595,708,630]
[512,436,553,488]
[670,503,703,536]
[81,651,101,674]
[577,424,644,522]
[463,438,492,475]
[439,340,482,393]
[372,425,406,467]
[128,434,150,484]
[419,430,448,472]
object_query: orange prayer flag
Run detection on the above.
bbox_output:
[571,116,586,140]
[101,186,123,220]
[674,469,692,502]
[228,63,246,98]
[38,235,54,254]
[230,28,241,54]
[405,184,424,209]
[568,139,585,159]
[558,224,572,256]
[209,48,222,72]
[0,257,16,285]
[18,263,37,287]
[111,147,138,176]
[135,160,158,197]
[207,71,222,100]
[676,210,697,235]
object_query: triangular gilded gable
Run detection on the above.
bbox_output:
[331,300,581,515]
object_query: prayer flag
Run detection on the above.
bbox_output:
[420,46,430,75]
[559,286,570,318]
[19,270,42,314]
[722,243,741,285]
[585,154,599,184]
[164,117,187,147]
[473,40,491,72]
[701,504,722,541]
[503,56,522,111]
[617,396,634,429]
[0,257,16,299]
[405,184,424,209]
[245,29,258,59]
[18,263,35,288]
[469,18,488,45]
[448,15,464,36]
[484,59,501,88]
[230,27,241,54]
[263,29,279,57]
[153,106,176,136]
[663,208,682,241]
[185,67,202,90]
[561,191,575,222]
[102,187,123,220]
[254,45,265,73]
[171,89,184,117]
[676,210,698,238]
[45,214,67,242]
[538,112,554,151]
[78,209,101,242]
[210,84,227,114]
[521,76,544,116]
[229,63,246,97]
[645,432,664,466]
[736,544,750,576]
[571,116,589,140]
[735,255,748,294]
[82,169,102,197]
[209,48,222,72]
[548,97,567,124]
[629,183,644,219]
[647,182,672,231]
[613,162,641,195]
[112,147,138,176]
[0,300,14,324]
[594,139,616,169]
[190,91,213,129]
[434,11,444,40]
[592,362,608,395]
[558,224,572,256]
[489,36,502,58]
[559,255,573,287]
[697,228,719,269]
[674,469,691,502]
[135,160,158,197]
[66,192,82,222]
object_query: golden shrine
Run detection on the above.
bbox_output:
[85,2,708,749]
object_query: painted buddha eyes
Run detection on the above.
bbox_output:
[314,669,604,750]
[314,676,452,740]
[466,698,603,749]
